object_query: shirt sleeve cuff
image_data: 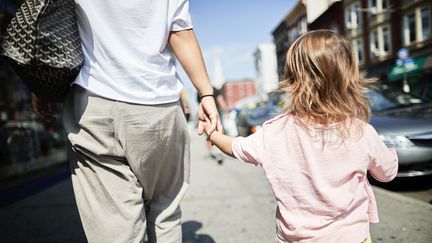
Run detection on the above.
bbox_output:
[171,22,193,31]
[232,137,259,166]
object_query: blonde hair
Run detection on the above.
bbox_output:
[280,30,374,133]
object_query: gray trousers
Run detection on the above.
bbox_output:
[63,86,190,243]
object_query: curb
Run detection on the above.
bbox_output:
[373,186,432,208]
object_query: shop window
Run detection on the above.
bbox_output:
[0,0,68,178]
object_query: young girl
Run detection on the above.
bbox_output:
[202,30,398,243]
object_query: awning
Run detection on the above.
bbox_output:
[387,55,430,80]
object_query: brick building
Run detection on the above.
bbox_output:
[221,80,257,109]
[272,0,307,80]
[273,0,432,98]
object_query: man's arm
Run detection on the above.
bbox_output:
[169,29,221,134]
[169,29,212,96]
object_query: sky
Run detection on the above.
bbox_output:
[181,0,296,90]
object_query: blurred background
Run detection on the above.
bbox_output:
[0,0,431,242]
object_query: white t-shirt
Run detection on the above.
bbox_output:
[73,0,193,104]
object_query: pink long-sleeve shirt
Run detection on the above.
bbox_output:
[232,113,398,243]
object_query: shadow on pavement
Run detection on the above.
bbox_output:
[370,175,432,192]
[0,163,70,207]
[182,221,215,243]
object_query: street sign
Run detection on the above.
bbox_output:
[404,57,415,69]
[397,48,409,60]
[388,55,426,81]
[396,59,403,66]
[395,49,413,93]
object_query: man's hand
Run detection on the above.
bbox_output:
[202,112,234,158]
[197,96,222,135]
[31,94,58,123]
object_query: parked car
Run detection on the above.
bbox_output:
[235,89,432,178]
[367,88,432,178]
[235,102,280,137]
[411,80,432,100]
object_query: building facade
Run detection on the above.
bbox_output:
[271,0,307,80]
[254,43,278,101]
[222,80,257,109]
[307,0,345,35]
[342,0,432,95]
[273,0,432,98]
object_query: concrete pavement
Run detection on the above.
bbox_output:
[370,187,432,242]
[0,172,86,243]
[181,133,432,243]
[0,132,431,242]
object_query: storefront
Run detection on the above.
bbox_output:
[0,1,67,180]
[386,54,432,100]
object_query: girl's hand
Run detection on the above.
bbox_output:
[202,116,216,138]
[203,115,234,157]
[197,96,222,136]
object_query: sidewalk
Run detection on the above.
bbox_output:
[0,133,431,242]
[371,187,432,242]
[181,133,432,243]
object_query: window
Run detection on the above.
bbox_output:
[288,27,299,43]
[299,17,307,35]
[421,7,431,40]
[403,6,431,45]
[331,23,340,34]
[369,0,376,9]
[345,2,361,30]
[370,25,391,57]
[382,26,390,53]
[352,39,364,64]
[369,0,389,11]
[381,0,388,9]
[370,30,379,55]
[404,12,417,44]
[368,0,389,21]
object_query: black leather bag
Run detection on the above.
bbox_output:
[1,0,83,102]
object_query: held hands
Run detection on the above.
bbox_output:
[201,107,234,157]
[202,114,216,139]
[197,95,222,136]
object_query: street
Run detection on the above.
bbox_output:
[0,133,431,243]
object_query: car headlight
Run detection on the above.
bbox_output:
[379,135,415,148]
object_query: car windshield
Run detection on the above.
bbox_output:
[367,89,429,112]
[245,105,280,125]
